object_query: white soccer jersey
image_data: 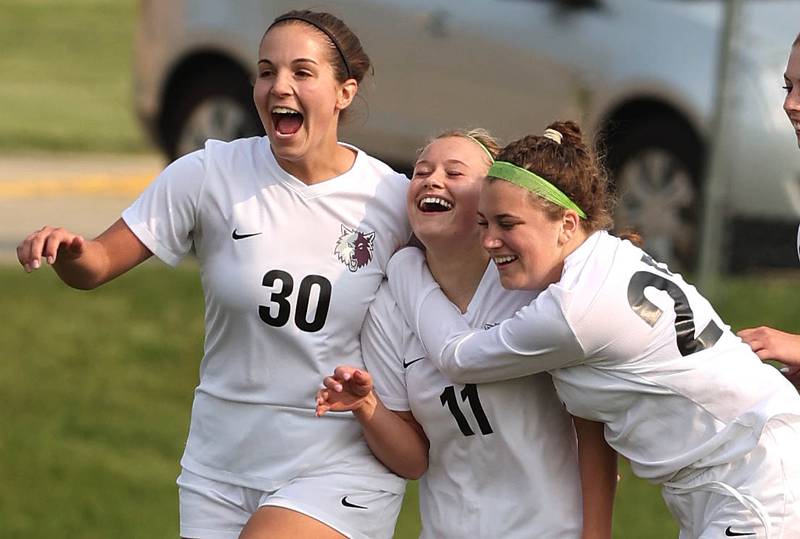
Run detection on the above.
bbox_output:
[122,137,409,493]
[363,264,582,539]
[387,231,800,485]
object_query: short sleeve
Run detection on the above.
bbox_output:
[361,282,411,411]
[121,149,205,266]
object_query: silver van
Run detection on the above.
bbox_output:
[134,0,800,269]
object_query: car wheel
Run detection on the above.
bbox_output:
[606,117,703,272]
[162,67,263,160]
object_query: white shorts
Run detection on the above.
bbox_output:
[662,416,800,539]
[177,468,405,539]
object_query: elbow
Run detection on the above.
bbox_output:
[440,361,473,385]
[400,459,428,480]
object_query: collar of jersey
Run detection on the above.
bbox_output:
[264,139,365,199]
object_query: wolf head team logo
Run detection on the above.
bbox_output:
[335,225,375,272]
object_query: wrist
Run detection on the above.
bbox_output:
[353,391,378,422]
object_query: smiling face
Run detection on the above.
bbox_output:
[784,44,800,148]
[254,23,355,168]
[408,137,492,250]
[478,180,571,291]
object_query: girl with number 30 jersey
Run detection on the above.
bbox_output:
[386,122,800,538]
[17,10,409,539]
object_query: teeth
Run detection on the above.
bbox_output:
[272,106,300,114]
[418,197,453,209]
[493,255,517,264]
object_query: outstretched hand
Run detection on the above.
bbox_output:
[316,366,375,417]
[738,326,800,366]
[17,226,86,272]
[738,326,800,389]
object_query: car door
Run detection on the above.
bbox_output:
[337,0,604,165]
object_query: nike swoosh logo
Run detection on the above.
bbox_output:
[403,357,424,368]
[341,496,367,509]
[232,229,262,240]
[725,526,755,537]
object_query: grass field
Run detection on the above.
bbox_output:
[0,0,147,153]
[2,263,798,537]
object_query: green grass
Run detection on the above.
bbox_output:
[1,264,798,538]
[0,0,148,153]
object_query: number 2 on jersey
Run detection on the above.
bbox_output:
[259,270,332,332]
[626,254,722,356]
[440,384,493,436]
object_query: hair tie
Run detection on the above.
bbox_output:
[542,129,563,144]
[269,14,352,80]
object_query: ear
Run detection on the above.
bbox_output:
[335,79,358,111]
[558,210,581,245]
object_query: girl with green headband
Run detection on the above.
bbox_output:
[318,127,616,538]
[385,120,800,538]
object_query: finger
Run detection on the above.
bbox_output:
[353,369,372,387]
[754,349,772,361]
[334,365,356,380]
[316,403,331,417]
[18,231,41,270]
[43,232,69,265]
[322,377,343,392]
[67,235,85,256]
[27,227,55,270]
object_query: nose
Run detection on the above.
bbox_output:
[422,172,445,190]
[481,226,502,250]
[270,70,292,97]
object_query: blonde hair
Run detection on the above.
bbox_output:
[417,128,501,165]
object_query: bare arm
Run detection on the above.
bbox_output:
[17,219,152,289]
[573,417,617,539]
[317,366,429,479]
[737,326,800,367]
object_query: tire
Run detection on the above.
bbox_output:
[161,65,263,160]
[605,116,704,272]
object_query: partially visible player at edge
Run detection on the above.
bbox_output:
[317,129,617,538]
[386,121,800,538]
[16,10,410,539]
[738,31,800,388]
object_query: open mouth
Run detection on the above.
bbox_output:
[492,254,518,267]
[271,106,304,136]
[417,196,453,213]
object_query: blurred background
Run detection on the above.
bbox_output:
[1,0,798,537]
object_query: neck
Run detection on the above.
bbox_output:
[425,239,489,313]
[275,133,356,185]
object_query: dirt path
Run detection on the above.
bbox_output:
[0,152,164,263]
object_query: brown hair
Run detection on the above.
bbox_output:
[490,120,615,233]
[418,127,501,165]
[266,10,372,85]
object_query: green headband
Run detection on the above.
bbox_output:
[487,161,587,219]
[465,135,495,163]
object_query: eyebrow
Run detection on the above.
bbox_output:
[257,57,319,66]
[414,159,469,168]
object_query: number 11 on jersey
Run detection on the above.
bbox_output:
[440,384,494,437]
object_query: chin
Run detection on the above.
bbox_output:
[498,273,523,290]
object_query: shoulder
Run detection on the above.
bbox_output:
[348,145,409,190]
[203,136,266,162]
[366,280,412,336]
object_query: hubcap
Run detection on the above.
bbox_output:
[615,149,696,269]
[176,96,260,157]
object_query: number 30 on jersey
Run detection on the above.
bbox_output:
[259,270,332,333]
